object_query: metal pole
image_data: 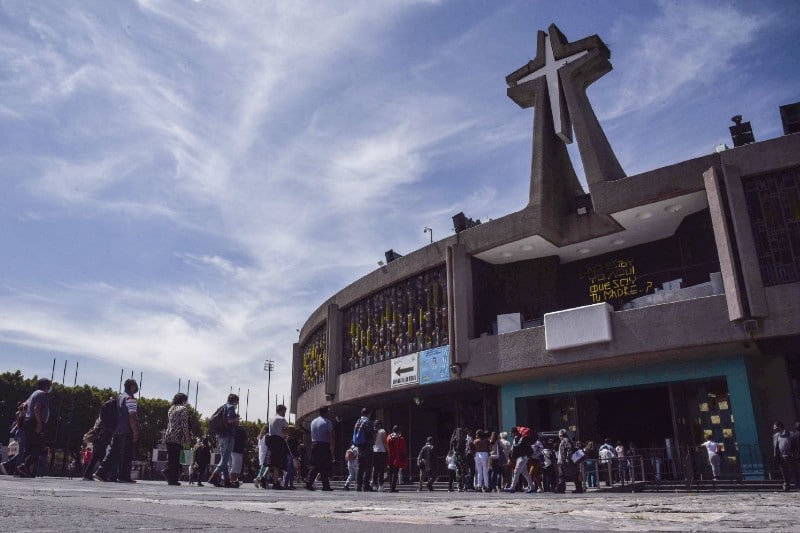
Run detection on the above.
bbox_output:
[62,360,68,384]
[64,362,79,470]
[195,382,199,409]
[119,369,124,393]
[139,372,143,398]
[51,358,56,381]
[245,389,250,422]
[187,379,190,398]
[264,359,274,421]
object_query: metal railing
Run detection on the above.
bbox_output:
[581,444,780,489]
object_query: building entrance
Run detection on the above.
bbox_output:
[578,386,673,448]
[518,378,735,455]
[521,385,673,448]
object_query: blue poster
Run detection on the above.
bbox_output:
[419,345,450,385]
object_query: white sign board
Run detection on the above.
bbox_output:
[390,353,418,388]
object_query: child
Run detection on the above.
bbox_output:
[343,442,359,490]
[446,449,457,492]
[255,425,270,489]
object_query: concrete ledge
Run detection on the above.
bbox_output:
[544,302,613,350]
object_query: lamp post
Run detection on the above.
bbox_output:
[424,226,433,243]
[264,359,274,421]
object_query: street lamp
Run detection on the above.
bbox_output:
[264,359,274,421]
[424,226,433,243]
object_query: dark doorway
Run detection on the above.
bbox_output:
[520,385,674,449]
[578,386,673,448]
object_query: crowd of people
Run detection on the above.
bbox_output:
[4,379,800,493]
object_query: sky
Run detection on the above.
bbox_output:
[1,0,798,421]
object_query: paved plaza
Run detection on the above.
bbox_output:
[1,476,798,532]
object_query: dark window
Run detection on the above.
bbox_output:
[743,166,800,286]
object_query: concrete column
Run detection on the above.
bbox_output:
[325,303,342,398]
[447,242,473,367]
[720,164,769,318]
[704,166,747,321]
[290,342,301,413]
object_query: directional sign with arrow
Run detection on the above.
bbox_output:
[390,353,419,388]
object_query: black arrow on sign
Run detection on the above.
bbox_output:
[395,366,414,376]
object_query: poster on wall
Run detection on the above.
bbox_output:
[419,345,450,385]
[390,353,419,388]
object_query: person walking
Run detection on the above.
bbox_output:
[1,402,27,476]
[372,419,388,491]
[229,424,247,487]
[386,425,407,493]
[254,426,269,488]
[17,379,51,478]
[503,426,535,493]
[163,393,191,486]
[207,394,239,488]
[191,437,211,486]
[445,449,457,491]
[472,430,490,492]
[343,442,359,490]
[417,436,435,491]
[353,408,374,492]
[700,436,721,481]
[306,406,334,492]
[94,379,139,483]
[488,432,507,492]
[598,438,617,486]
[268,404,290,490]
[774,421,798,492]
[556,428,583,494]
[82,396,116,480]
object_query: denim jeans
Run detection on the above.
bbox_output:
[212,434,233,482]
[344,464,358,488]
[96,432,134,481]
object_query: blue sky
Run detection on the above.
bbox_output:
[1,0,798,420]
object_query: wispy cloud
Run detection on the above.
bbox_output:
[598,1,772,121]
[1,0,795,416]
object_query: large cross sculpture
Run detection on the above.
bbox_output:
[507,24,625,210]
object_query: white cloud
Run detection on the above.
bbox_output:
[598,1,772,120]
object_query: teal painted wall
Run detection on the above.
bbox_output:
[500,355,759,448]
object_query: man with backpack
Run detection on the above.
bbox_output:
[503,426,535,493]
[16,379,52,478]
[82,395,117,480]
[94,379,139,483]
[207,394,239,488]
[352,408,374,491]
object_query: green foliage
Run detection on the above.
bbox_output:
[0,371,201,464]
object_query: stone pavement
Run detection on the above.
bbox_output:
[1,476,798,532]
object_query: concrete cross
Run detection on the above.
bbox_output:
[514,31,588,144]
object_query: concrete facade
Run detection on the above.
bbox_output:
[291,24,800,479]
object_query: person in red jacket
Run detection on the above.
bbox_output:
[386,425,407,493]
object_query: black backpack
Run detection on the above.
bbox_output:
[209,404,228,434]
[99,397,119,430]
